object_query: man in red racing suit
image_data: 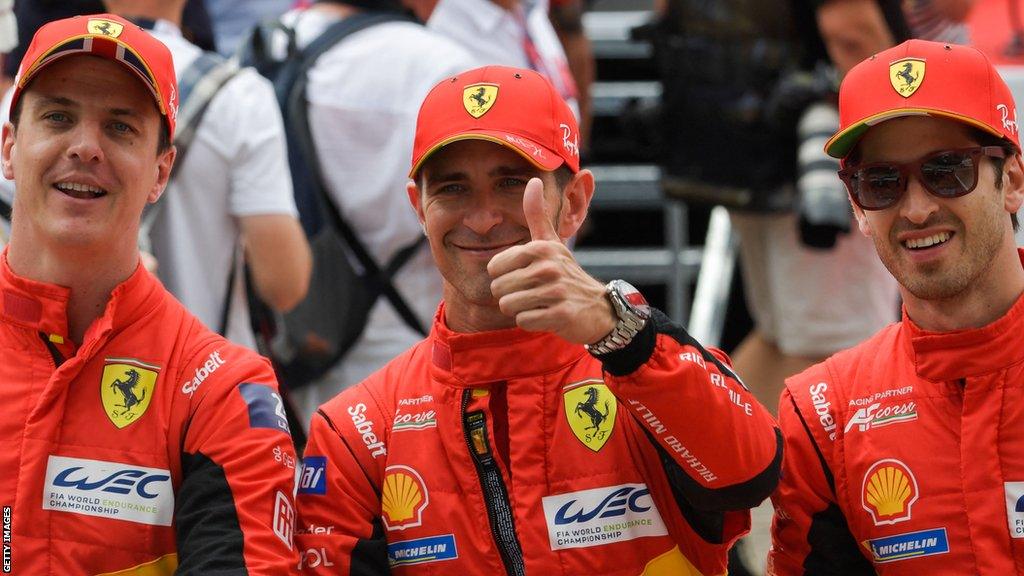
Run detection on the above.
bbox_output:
[770,39,1024,574]
[295,65,782,575]
[0,14,299,574]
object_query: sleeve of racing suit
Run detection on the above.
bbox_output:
[295,408,390,575]
[768,389,874,575]
[176,342,300,574]
[600,310,782,512]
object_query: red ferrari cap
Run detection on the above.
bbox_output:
[410,65,581,178]
[10,14,178,139]
[826,39,1019,158]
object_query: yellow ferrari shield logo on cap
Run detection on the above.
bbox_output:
[889,58,925,98]
[87,18,124,38]
[563,379,617,452]
[463,83,498,118]
[100,358,159,429]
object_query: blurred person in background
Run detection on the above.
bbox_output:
[276,0,474,423]
[103,0,312,352]
[726,0,909,418]
[205,0,294,54]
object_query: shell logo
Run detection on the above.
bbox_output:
[861,459,919,526]
[381,465,429,531]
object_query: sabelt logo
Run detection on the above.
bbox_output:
[43,456,174,526]
[541,484,668,550]
[862,459,919,526]
[348,403,386,459]
[809,382,837,441]
[181,350,226,396]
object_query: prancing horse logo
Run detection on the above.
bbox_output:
[87,18,125,38]
[889,58,925,98]
[563,380,617,452]
[462,83,498,118]
[110,369,146,413]
[100,358,159,429]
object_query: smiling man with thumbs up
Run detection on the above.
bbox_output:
[295,65,782,575]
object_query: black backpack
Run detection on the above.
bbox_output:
[236,11,427,389]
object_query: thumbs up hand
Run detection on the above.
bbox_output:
[487,177,616,345]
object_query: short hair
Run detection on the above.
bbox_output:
[9,92,173,155]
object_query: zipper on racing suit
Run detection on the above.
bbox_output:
[39,332,65,367]
[461,388,526,576]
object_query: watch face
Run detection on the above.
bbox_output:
[614,281,650,315]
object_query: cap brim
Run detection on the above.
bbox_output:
[825,108,1007,158]
[18,34,165,116]
[409,131,564,179]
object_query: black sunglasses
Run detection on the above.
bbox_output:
[838,146,1007,210]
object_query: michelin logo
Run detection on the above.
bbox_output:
[43,456,174,526]
[387,534,458,567]
[542,483,668,550]
[863,528,949,563]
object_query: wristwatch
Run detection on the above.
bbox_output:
[585,280,652,356]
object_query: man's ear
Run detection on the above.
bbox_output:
[2,122,16,181]
[1002,153,1024,216]
[148,145,176,204]
[407,180,426,228]
[557,168,594,240]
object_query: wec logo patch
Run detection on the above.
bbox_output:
[541,483,667,550]
[43,456,173,526]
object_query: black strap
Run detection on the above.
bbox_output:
[287,12,427,335]
[140,49,242,335]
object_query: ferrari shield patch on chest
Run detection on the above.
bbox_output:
[889,58,925,97]
[563,379,617,452]
[463,83,498,118]
[87,18,124,38]
[100,357,160,429]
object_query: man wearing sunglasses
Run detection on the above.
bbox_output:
[769,39,1024,574]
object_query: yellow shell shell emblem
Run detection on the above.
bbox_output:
[100,357,159,429]
[889,58,925,98]
[463,83,498,118]
[381,465,429,531]
[87,18,124,38]
[861,459,919,525]
[563,379,617,452]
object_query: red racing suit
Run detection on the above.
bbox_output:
[0,253,300,575]
[770,256,1024,574]
[296,304,781,575]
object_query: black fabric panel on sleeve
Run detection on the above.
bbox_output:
[597,309,660,377]
[652,427,783,518]
[351,518,392,575]
[175,451,247,575]
[804,503,876,575]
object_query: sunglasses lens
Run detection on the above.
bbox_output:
[854,166,904,209]
[920,151,976,197]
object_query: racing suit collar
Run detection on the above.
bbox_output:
[430,301,586,388]
[903,249,1024,382]
[0,248,160,347]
